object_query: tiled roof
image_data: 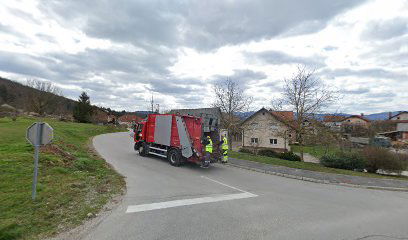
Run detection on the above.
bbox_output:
[342,115,370,122]
[271,111,294,121]
[241,108,297,129]
[323,115,344,122]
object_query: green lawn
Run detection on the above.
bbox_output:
[290,145,338,158]
[0,117,126,240]
[230,151,408,180]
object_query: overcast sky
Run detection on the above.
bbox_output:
[0,0,407,113]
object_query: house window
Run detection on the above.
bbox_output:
[270,139,278,145]
[270,124,279,130]
[288,134,292,138]
[251,138,258,144]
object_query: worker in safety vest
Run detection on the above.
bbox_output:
[202,136,212,167]
[221,135,228,163]
[205,136,213,154]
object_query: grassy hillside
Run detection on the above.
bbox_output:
[0,77,76,114]
[0,117,126,240]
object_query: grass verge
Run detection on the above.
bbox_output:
[290,145,338,158]
[0,117,126,240]
[230,151,408,180]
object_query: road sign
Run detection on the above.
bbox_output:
[26,122,53,146]
[26,122,54,200]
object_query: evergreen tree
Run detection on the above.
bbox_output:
[73,92,93,123]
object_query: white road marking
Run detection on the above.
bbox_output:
[126,192,257,213]
[200,176,250,193]
[126,176,257,213]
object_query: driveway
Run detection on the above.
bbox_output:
[78,132,408,240]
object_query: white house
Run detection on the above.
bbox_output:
[241,108,295,152]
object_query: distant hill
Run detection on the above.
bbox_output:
[317,112,402,121]
[0,77,76,115]
[0,77,154,118]
[235,111,255,120]
[363,112,402,120]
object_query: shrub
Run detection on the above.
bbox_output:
[258,149,278,158]
[396,153,408,170]
[361,147,407,173]
[320,151,365,170]
[279,151,301,161]
[239,148,253,154]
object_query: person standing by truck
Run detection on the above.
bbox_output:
[205,136,213,155]
[221,135,228,163]
[203,136,213,168]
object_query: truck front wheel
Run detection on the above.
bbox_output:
[167,149,181,167]
[139,143,147,156]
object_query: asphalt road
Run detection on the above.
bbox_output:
[85,132,408,240]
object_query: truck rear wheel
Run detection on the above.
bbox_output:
[139,143,147,156]
[167,149,181,167]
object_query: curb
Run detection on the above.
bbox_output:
[225,162,408,192]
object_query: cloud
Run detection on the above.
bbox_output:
[0,51,54,79]
[320,67,407,81]
[359,34,408,68]
[35,33,57,43]
[323,46,338,51]
[0,23,26,38]
[247,50,326,68]
[211,69,267,88]
[365,91,396,99]
[39,0,366,51]
[341,87,370,95]
[1,0,406,113]
[7,7,41,25]
[361,17,408,41]
[147,78,204,95]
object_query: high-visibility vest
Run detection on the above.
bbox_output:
[206,138,213,153]
[222,137,228,150]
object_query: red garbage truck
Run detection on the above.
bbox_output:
[133,114,221,167]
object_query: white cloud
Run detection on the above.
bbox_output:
[0,0,407,113]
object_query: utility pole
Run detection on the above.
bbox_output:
[150,94,154,113]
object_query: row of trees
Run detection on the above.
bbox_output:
[212,65,338,160]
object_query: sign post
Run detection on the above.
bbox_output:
[26,122,53,200]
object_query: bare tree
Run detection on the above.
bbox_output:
[277,65,337,160]
[213,78,252,150]
[25,79,62,115]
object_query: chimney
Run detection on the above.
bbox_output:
[388,112,392,119]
